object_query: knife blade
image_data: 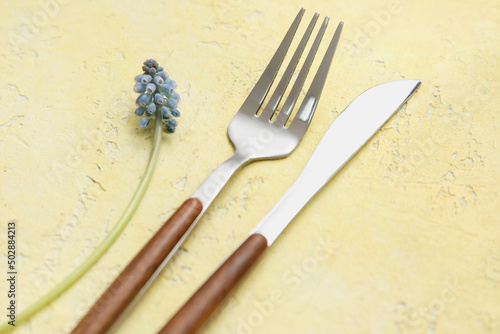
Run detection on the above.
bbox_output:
[158,79,421,334]
[253,79,421,244]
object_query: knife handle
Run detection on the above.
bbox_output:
[72,198,203,334]
[158,233,268,334]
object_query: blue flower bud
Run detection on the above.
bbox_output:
[139,117,150,128]
[171,109,180,117]
[154,93,165,104]
[161,83,174,95]
[146,83,157,94]
[166,124,176,132]
[135,74,146,82]
[135,107,145,116]
[146,103,156,115]
[153,76,164,85]
[158,71,169,80]
[167,98,178,109]
[133,82,146,93]
[161,106,171,119]
[136,93,152,107]
[170,92,181,101]
[165,79,177,90]
[168,118,178,126]
[141,75,153,84]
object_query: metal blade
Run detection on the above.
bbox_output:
[252,79,422,245]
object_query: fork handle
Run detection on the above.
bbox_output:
[72,198,203,334]
[158,233,268,334]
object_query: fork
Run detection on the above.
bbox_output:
[72,9,343,334]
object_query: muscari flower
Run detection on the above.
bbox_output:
[134,58,181,132]
[13,59,182,328]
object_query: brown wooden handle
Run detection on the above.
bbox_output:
[72,198,203,334]
[158,233,268,334]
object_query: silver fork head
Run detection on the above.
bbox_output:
[227,9,343,160]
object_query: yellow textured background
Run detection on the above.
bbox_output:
[1,0,499,333]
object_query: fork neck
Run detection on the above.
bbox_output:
[191,150,253,209]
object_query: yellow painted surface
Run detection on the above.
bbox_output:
[1,0,499,333]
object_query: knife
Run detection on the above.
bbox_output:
[157,79,422,334]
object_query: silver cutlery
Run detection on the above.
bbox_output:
[158,79,421,334]
[72,9,343,334]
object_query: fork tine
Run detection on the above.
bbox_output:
[236,8,304,116]
[259,12,319,121]
[274,16,329,127]
[287,21,344,132]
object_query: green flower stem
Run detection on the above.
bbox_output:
[0,110,164,332]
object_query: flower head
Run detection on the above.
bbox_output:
[134,59,181,132]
